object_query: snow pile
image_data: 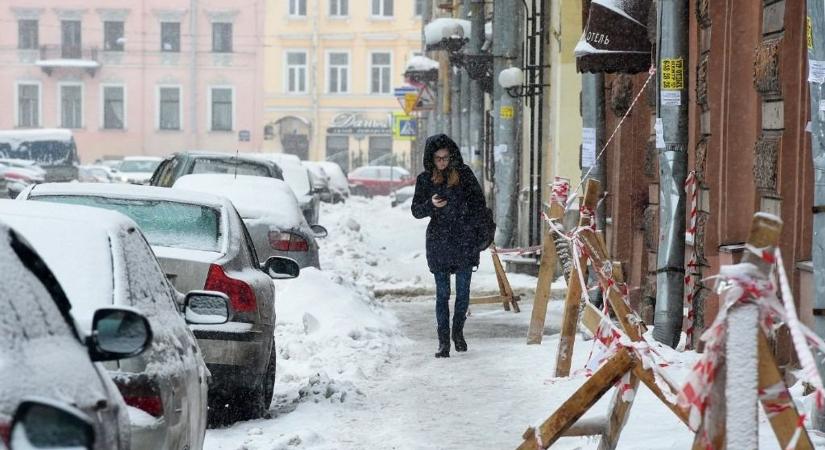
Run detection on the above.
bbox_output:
[318,196,544,297]
[405,55,439,73]
[424,18,471,45]
[271,267,405,411]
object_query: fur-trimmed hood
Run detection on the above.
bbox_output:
[423,134,464,172]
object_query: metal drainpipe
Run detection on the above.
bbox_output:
[423,0,436,142]
[652,0,689,348]
[492,0,522,247]
[468,0,485,183]
[190,0,198,148]
[581,72,606,306]
[807,0,825,432]
[311,0,320,160]
[452,69,462,149]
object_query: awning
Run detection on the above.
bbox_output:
[575,0,652,74]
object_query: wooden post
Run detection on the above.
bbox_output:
[527,200,566,344]
[471,247,521,312]
[554,179,600,377]
[491,247,512,312]
[518,349,635,450]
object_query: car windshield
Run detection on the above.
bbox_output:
[119,160,161,173]
[191,158,271,177]
[32,195,222,252]
[281,164,311,195]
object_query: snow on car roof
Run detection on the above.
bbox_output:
[0,129,73,143]
[173,174,306,228]
[29,182,231,211]
[122,156,163,161]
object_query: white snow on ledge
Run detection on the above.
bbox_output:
[424,18,471,45]
[405,55,439,72]
[36,59,100,69]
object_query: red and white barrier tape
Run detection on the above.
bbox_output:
[678,247,825,443]
[684,171,699,349]
[551,177,570,205]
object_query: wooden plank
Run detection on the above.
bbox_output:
[469,294,521,305]
[491,249,512,311]
[554,179,601,377]
[528,201,566,344]
[599,373,640,450]
[517,349,635,450]
[758,331,814,449]
[562,416,607,437]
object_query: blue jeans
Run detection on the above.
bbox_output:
[434,268,472,332]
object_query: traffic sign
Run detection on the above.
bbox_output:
[392,112,416,141]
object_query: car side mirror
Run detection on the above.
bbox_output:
[261,256,300,279]
[10,399,94,450]
[184,291,230,325]
[86,308,153,362]
[310,224,328,238]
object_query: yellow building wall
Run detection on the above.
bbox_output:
[263,0,422,170]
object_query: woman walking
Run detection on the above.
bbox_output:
[411,134,486,358]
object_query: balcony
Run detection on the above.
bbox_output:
[36,45,101,77]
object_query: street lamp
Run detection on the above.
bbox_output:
[499,66,549,99]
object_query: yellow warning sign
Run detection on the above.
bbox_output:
[808,17,814,49]
[403,92,418,115]
[500,105,514,119]
[661,58,684,90]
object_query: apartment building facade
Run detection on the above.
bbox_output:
[263,0,423,170]
[0,0,266,163]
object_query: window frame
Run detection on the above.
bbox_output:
[14,81,42,128]
[211,21,233,53]
[57,82,84,129]
[368,50,393,95]
[329,0,349,17]
[18,19,38,50]
[160,21,181,53]
[370,0,394,18]
[61,20,82,59]
[100,83,127,130]
[326,50,351,94]
[103,20,125,52]
[284,50,309,94]
[289,0,308,17]
[156,85,183,131]
[414,0,424,17]
[207,85,235,132]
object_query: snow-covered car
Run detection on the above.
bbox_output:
[251,154,321,225]
[314,161,350,203]
[348,165,414,197]
[0,159,45,199]
[148,151,284,187]
[78,165,115,183]
[303,161,333,203]
[390,185,415,207]
[0,219,154,450]
[20,182,300,423]
[0,200,230,450]
[7,399,97,450]
[173,174,326,269]
[0,129,79,183]
[116,156,163,184]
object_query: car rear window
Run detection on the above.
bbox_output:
[32,195,222,252]
[191,158,271,177]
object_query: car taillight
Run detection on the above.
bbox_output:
[123,395,164,418]
[268,231,309,252]
[0,420,9,445]
[4,172,32,182]
[204,264,257,312]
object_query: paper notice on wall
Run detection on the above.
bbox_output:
[806,121,813,133]
[809,60,825,84]
[655,118,665,149]
[661,91,682,106]
[581,127,596,167]
[494,144,508,162]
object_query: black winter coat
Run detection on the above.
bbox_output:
[411,134,486,274]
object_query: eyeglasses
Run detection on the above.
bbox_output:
[434,155,450,162]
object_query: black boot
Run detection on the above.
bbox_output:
[452,319,467,352]
[435,328,450,358]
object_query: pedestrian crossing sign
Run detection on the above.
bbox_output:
[392,112,417,141]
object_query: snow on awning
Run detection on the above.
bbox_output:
[575,0,652,74]
[405,56,439,73]
[424,18,471,50]
[36,59,100,69]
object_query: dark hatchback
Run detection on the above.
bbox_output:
[149,151,284,188]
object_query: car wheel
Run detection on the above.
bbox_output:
[352,186,365,197]
[263,341,277,409]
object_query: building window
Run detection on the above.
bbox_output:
[103,21,124,51]
[212,22,232,53]
[60,84,83,129]
[61,20,82,58]
[329,0,348,16]
[371,0,394,17]
[18,20,38,50]
[328,52,349,94]
[159,87,181,130]
[290,0,307,17]
[414,0,424,16]
[286,51,307,93]
[370,52,391,94]
[326,135,349,170]
[103,86,125,129]
[17,84,39,128]
[210,87,233,131]
[161,22,180,52]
